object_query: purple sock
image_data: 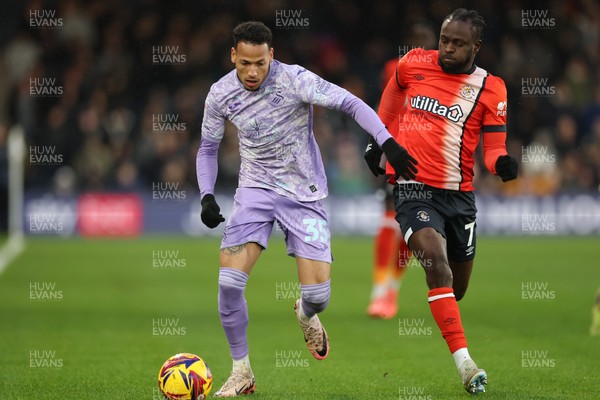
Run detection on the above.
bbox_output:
[218,268,249,360]
[300,279,331,318]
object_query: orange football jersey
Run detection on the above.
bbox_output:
[379,48,508,191]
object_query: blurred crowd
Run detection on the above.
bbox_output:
[0,0,599,202]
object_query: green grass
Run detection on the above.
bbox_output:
[0,236,598,399]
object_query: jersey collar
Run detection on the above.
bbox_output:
[437,60,477,75]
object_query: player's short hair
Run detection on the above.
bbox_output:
[233,21,272,48]
[444,8,486,42]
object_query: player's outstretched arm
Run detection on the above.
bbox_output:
[340,94,418,180]
[294,66,416,179]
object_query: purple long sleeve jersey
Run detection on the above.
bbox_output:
[197,60,392,201]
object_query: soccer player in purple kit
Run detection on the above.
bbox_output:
[196,21,417,397]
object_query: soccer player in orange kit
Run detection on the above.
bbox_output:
[364,9,518,394]
[366,21,437,320]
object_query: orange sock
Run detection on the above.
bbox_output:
[428,287,467,353]
[370,212,400,300]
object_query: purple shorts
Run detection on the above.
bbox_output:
[221,187,332,263]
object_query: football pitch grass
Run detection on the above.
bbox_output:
[0,236,598,399]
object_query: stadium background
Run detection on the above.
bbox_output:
[0,1,599,399]
[1,0,599,206]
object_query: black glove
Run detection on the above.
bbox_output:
[201,194,225,228]
[495,155,518,182]
[381,138,418,180]
[364,136,385,176]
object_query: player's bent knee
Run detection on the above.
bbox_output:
[218,268,249,314]
[300,279,331,316]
